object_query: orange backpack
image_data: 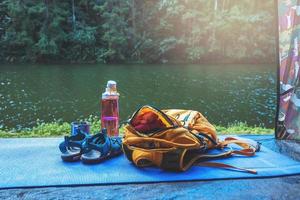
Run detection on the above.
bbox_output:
[122,105,260,173]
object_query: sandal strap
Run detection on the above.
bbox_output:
[110,137,122,152]
[59,131,89,153]
[82,134,122,156]
[59,140,84,153]
[82,133,110,155]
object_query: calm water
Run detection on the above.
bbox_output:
[0,64,276,130]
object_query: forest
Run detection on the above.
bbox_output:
[0,0,276,64]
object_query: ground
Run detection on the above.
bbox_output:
[0,136,300,200]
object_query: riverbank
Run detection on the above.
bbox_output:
[0,117,273,138]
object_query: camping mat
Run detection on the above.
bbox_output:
[1,135,300,189]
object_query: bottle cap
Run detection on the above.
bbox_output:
[107,80,117,90]
[103,80,119,95]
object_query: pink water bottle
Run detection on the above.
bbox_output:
[101,80,119,136]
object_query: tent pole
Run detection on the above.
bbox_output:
[274,0,280,139]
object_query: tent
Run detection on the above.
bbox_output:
[276,0,300,140]
[1,1,300,192]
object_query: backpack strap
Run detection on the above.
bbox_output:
[178,136,260,173]
[160,149,186,170]
[217,137,260,155]
[123,136,201,152]
[178,147,257,173]
[123,143,258,174]
[123,132,260,173]
[191,131,218,146]
[195,162,257,174]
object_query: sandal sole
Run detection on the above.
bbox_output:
[61,154,82,162]
[81,150,123,165]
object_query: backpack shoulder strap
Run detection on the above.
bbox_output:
[195,161,257,174]
[217,137,261,153]
[180,136,260,173]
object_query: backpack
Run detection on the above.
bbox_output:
[122,105,260,174]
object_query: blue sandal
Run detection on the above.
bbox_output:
[81,129,122,164]
[59,130,90,162]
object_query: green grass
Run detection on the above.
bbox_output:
[0,117,273,138]
[215,122,273,135]
[0,116,101,138]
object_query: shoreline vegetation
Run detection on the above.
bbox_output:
[0,1,275,64]
[0,117,273,138]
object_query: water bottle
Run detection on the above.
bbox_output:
[101,80,119,136]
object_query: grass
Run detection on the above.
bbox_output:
[0,117,273,138]
[215,122,273,135]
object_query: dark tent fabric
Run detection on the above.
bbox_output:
[276,0,300,140]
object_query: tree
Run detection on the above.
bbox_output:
[0,0,276,64]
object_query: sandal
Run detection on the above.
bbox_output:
[81,129,122,164]
[59,130,90,162]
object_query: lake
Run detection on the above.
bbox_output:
[0,64,276,130]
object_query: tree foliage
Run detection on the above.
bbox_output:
[0,0,276,64]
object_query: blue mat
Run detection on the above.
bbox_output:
[0,135,300,189]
